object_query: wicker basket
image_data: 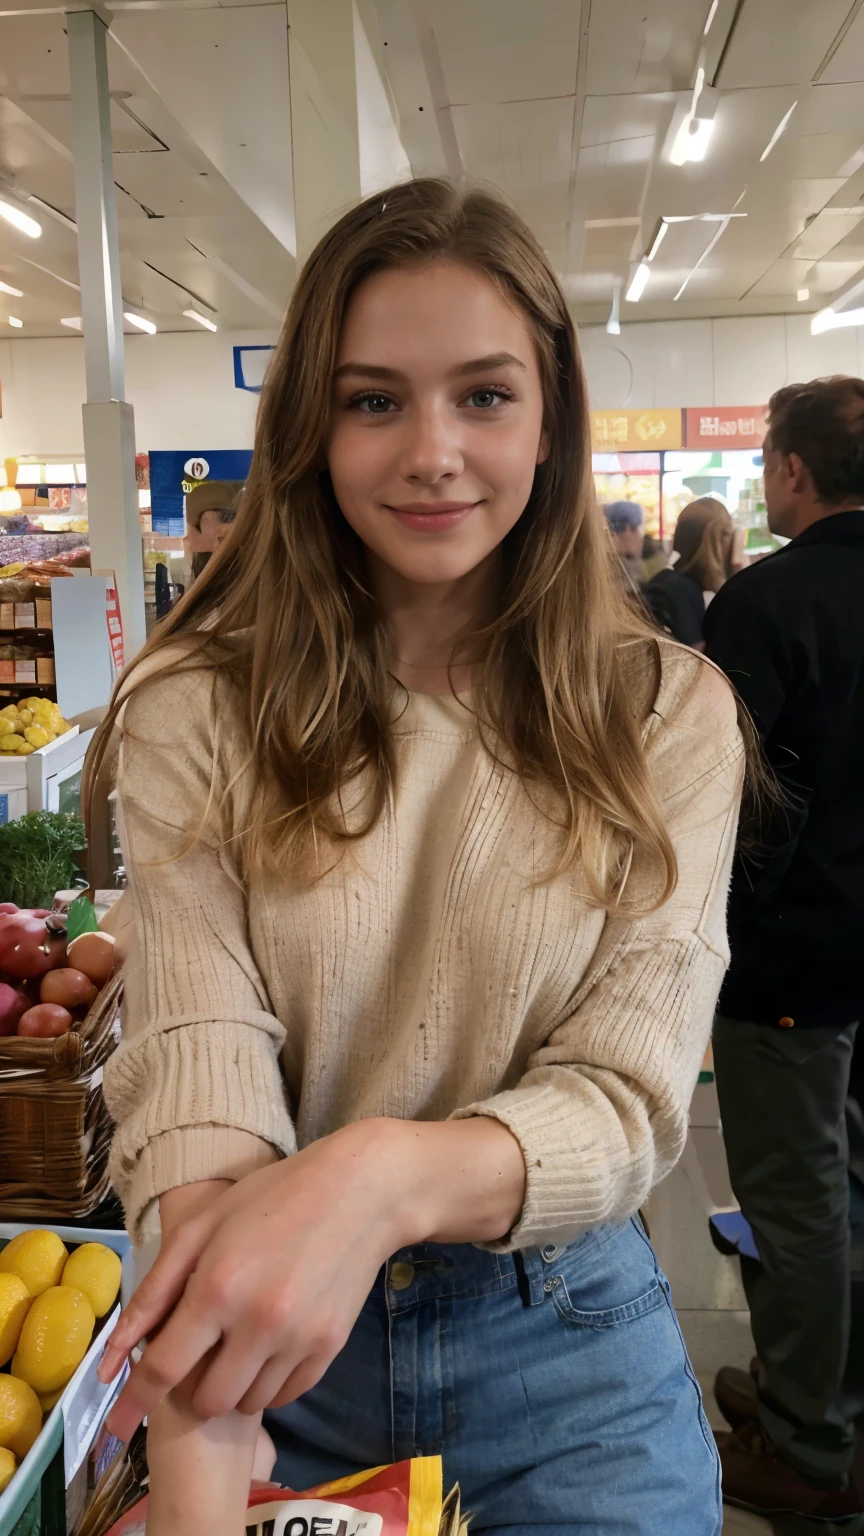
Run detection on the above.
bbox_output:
[0,971,123,1220]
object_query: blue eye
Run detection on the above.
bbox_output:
[466,388,511,409]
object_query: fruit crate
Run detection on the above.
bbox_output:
[0,1225,133,1536]
[0,976,123,1222]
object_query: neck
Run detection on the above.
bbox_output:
[785,497,863,539]
[369,550,501,694]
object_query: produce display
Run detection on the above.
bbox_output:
[0,903,115,1037]
[0,1231,122,1484]
[0,698,71,758]
[0,811,86,911]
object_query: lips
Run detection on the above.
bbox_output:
[385,500,481,532]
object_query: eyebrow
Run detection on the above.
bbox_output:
[332,351,527,382]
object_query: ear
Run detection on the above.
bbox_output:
[536,428,551,466]
[786,451,809,492]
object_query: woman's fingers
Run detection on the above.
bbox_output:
[106,1301,223,1441]
[265,1352,332,1411]
[190,1321,278,1420]
[98,1223,208,1383]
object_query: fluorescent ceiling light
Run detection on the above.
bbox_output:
[183,307,218,332]
[760,101,798,163]
[0,280,23,298]
[797,288,809,302]
[811,306,864,335]
[606,283,621,335]
[646,220,669,261]
[663,212,746,222]
[669,111,716,166]
[0,198,41,239]
[61,317,83,330]
[704,0,719,33]
[7,316,23,328]
[123,311,157,334]
[626,262,651,303]
[686,116,716,163]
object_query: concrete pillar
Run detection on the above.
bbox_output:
[288,0,362,265]
[67,7,146,658]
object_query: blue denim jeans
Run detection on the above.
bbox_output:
[265,1217,721,1534]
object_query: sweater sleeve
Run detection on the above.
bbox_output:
[104,667,296,1246]
[453,652,744,1251]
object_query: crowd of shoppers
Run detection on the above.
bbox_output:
[605,378,864,1522]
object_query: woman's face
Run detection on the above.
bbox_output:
[328,259,549,586]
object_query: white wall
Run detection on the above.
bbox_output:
[2,312,864,460]
[0,330,276,459]
[579,313,864,409]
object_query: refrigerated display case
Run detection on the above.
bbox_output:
[594,446,785,556]
[592,452,662,538]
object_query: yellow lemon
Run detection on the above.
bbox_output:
[12,1286,95,1396]
[37,1387,64,1413]
[61,1245,121,1319]
[0,705,19,722]
[0,1231,68,1299]
[0,1375,42,1462]
[0,720,13,738]
[0,735,24,753]
[16,743,35,756]
[0,1274,31,1368]
[0,1447,17,1492]
[17,710,32,728]
[24,726,49,749]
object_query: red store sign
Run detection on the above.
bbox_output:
[683,406,766,450]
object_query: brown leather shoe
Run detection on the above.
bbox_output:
[716,1421,863,1519]
[714,1356,759,1430]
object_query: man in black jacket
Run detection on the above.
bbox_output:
[705,376,864,1520]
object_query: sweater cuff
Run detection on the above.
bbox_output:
[451,1077,636,1253]
[122,1127,281,1247]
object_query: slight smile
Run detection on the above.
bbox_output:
[385,500,483,532]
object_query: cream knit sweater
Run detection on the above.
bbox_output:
[105,643,744,1249]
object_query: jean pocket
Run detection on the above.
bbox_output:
[550,1273,665,1329]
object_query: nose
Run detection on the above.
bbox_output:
[399,399,464,486]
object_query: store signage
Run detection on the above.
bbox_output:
[683,406,766,449]
[105,575,125,673]
[590,409,682,452]
[149,448,254,535]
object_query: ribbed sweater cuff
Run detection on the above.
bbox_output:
[125,1127,280,1247]
[451,1079,651,1253]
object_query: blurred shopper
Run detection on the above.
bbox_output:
[644,496,742,647]
[90,179,748,1535]
[183,480,244,581]
[705,376,864,1521]
[603,499,646,590]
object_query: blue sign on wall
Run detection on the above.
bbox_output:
[149,450,254,536]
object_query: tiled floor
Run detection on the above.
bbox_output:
[648,1080,864,1536]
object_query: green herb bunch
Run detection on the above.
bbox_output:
[0,811,87,910]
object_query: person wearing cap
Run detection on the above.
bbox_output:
[184,481,244,582]
[603,500,646,592]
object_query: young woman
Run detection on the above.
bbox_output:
[93,179,745,1535]
[644,496,745,648]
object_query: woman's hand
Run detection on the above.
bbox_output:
[99,1116,524,1440]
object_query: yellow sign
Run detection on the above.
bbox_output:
[590,409,682,453]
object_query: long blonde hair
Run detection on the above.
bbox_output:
[86,178,679,907]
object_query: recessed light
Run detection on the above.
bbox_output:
[0,199,41,239]
[797,288,809,302]
[183,307,218,332]
[123,311,157,334]
[7,315,23,328]
[0,280,23,298]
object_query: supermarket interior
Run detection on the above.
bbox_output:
[1,0,864,1533]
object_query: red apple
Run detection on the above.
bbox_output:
[0,982,30,1036]
[17,1003,74,1038]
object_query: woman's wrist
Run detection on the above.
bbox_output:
[341,1115,526,1251]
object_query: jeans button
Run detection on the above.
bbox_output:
[543,1277,555,1293]
[390,1261,415,1291]
[542,1244,559,1262]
